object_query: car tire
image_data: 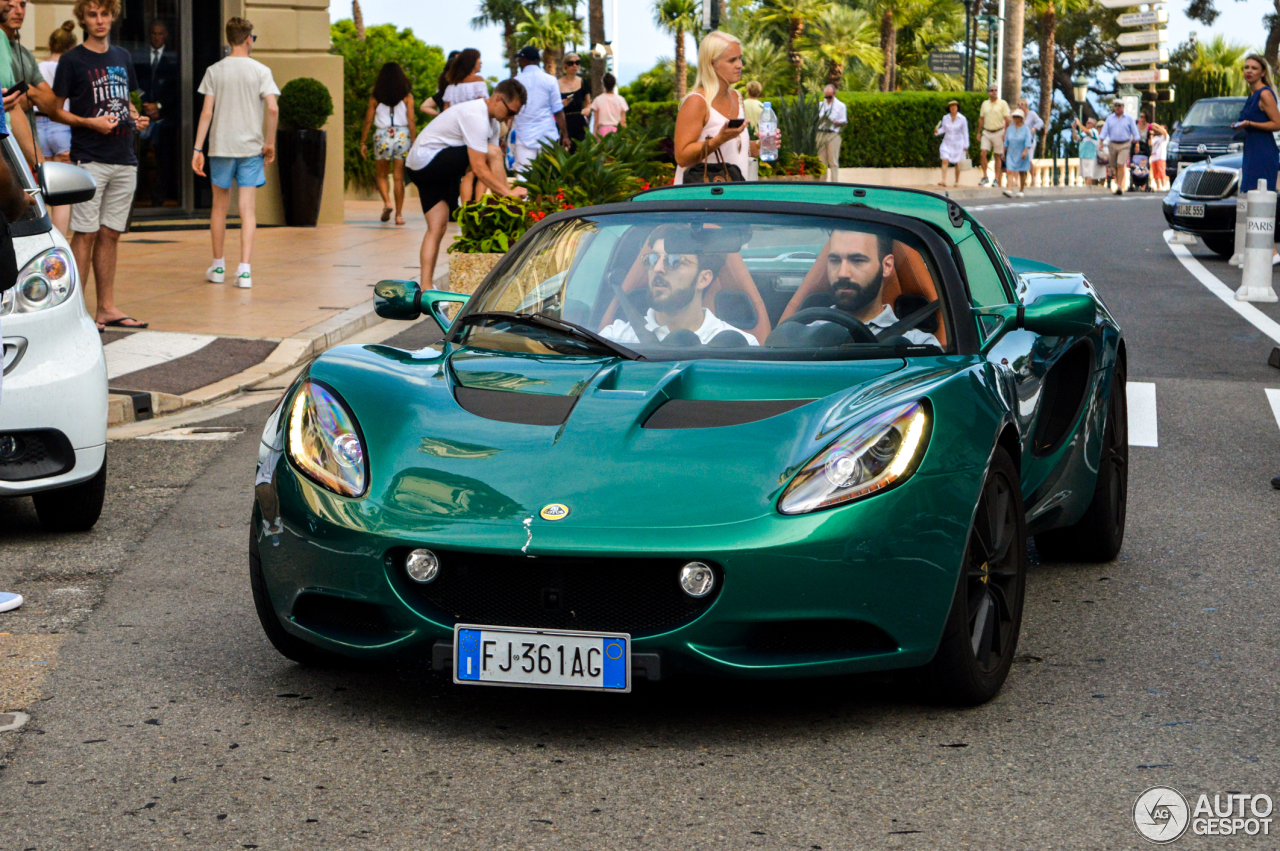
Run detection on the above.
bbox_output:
[1034,361,1128,562]
[249,518,351,668]
[1202,234,1235,258]
[914,447,1027,706]
[32,456,107,533]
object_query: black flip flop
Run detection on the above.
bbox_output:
[102,316,149,329]
[381,207,392,222]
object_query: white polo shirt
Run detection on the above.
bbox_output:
[819,97,848,131]
[406,98,494,171]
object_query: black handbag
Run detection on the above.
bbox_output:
[682,139,744,184]
[0,209,17,294]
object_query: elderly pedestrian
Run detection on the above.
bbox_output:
[55,0,152,330]
[935,99,969,187]
[559,52,590,151]
[1018,98,1044,154]
[978,84,1010,187]
[1099,100,1139,194]
[1072,117,1103,186]
[510,45,569,173]
[817,84,846,183]
[587,72,627,137]
[1002,109,1033,197]
[192,16,280,290]
[359,63,416,226]
[743,80,763,131]
[405,79,528,287]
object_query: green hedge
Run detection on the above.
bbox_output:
[632,92,991,168]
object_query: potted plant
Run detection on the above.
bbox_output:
[447,195,537,294]
[277,77,334,226]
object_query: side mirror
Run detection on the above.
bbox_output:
[373,279,422,320]
[1019,294,1096,337]
[420,290,470,334]
[38,161,97,206]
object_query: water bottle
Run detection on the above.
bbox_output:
[759,102,778,162]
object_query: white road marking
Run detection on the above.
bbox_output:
[1161,230,1280,346]
[103,331,217,380]
[1128,382,1159,447]
[139,426,245,442]
[1267,388,1280,432]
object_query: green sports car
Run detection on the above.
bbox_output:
[250,183,1127,705]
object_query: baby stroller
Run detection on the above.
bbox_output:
[1130,154,1150,192]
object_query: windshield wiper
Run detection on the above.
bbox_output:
[457,311,646,361]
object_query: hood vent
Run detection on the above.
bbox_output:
[454,386,577,426]
[643,399,812,430]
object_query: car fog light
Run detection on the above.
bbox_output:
[0,435,22,461]
[405,548,440,583]
[679,562,715,598]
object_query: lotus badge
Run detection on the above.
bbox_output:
[540,503,570,521]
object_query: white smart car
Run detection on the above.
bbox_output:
[0,133,105,531]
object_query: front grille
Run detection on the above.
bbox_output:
[402,551,720,636]
[0,429,75,482]
[1181,169,1237,200]
[743,619,898,656]
[291,593,399,640]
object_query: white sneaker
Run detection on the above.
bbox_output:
[1016,191,1025,197]
[0,591,23,613]
[235,272,252,289]
[1002,188,1014,197]
[206,263,225,284]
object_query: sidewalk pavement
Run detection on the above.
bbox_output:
[93,201,454,426]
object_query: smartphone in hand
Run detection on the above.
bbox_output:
[726,118,745,129]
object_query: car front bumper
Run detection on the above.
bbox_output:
[1161,195,1237,235]
[254,457,986,680]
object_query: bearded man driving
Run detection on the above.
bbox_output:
[599,226,760,346]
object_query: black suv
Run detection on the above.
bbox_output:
[1168,97,1246,176]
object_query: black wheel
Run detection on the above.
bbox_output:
[32,457,106,532]
[249,518,350,668]
[1034,361,1128,562]
[1201,233,1235,258]
[916,448,1027,706]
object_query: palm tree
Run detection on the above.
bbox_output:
[1029,0,1090,155]
[516,4,584,75]
[739,34,793,96]
[472,0,530,76]
[588,0,606,96]
[805,5,881,87]
[652,0,701,100]
[759,0,834,94]
[1002,0,1025,102]
[1192,34,1252,93]
[891,0,967,91]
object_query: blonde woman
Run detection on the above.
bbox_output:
[673,31,775,183]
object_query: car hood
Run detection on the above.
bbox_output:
[302,343,986,532]
[1181,153,1242,173]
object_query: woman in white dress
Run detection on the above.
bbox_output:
[441,49,488,109]
[936,100,969,187]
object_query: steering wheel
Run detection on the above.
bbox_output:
[779,307,878,344]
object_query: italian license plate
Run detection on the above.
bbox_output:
[1177,203,1206,218]
[453,625,631,692]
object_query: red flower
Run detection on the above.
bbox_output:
[640,182,650,190]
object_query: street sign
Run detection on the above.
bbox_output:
[1098,0,1164,7]
[928,51,964,74]
[1118,49,1169,66]
[1117,8,1168,26]
[1116,69,1170,84]
[1141,89,1176,103]
[1117,29,1167,47]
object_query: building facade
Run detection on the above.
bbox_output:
[22,0,343,225]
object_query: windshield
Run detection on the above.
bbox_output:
[454,211,952,361]
[1182,99,1245,129]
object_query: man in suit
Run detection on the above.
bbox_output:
[137,19,178,207]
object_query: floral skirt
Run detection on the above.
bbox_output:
[374,126,411,161]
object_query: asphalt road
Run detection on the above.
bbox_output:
[2,192,1279,850]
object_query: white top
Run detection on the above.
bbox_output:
[1023,110,1045,134]
[675,90,749,185]
[197,57,281,158]
[1150,134,1167,162]
[809,303,941,347]
[407,98,494,171]
[819,97,848,131]
[599,307,760,346]
[375,99,409,129]
[512,64,564,145]
[36,58,68,114]
[443,80,488,107]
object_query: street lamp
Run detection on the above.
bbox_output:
[1072,77,1089,121]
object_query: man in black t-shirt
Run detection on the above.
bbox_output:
[53,0,150,329]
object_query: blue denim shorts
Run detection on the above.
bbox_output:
[210,155,266,189]
[36,115,71,158]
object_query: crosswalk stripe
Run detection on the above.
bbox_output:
[103,331,218,380]
[1267,389,1280,431]
[1128,382,1158,447]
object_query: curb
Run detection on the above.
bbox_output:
[107,264,449,427]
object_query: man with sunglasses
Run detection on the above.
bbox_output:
[599,226,760,346]
[511,45,570,173]
[405,79,528,288]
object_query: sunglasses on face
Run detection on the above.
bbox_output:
[565,60,579,66]
[643,252,693,270]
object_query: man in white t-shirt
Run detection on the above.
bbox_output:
[599,227,760,347]
[510,46,570,173]
[406,79,528,288]
[192,17,279,289]
[817,85,847,183]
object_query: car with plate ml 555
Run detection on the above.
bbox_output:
[250,182,1127,705]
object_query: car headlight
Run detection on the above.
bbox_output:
[0,248,75,316]
[286,379,367,497]
[1168,140,1179,154]
[1228,142,1244,154]
[778,400,929,515]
